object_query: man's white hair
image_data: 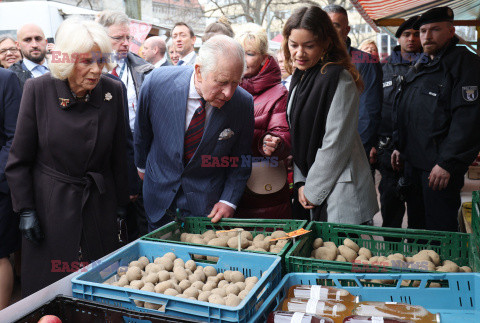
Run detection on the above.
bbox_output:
[196,35,245,77]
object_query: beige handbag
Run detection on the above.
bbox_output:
[247,160,287,194]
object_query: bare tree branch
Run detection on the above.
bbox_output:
[205,0,230,17]
[203,0,355,27]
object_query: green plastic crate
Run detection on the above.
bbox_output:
[471,234,480,272]
[285,221,476,275]
[472,191,480,251]
[141,218,307,266]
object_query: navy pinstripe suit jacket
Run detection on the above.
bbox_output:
[134,66,254,222]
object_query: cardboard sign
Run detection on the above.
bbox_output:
[129,20,152,56]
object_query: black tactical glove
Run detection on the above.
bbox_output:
[19,210,44,245]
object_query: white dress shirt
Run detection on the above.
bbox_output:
[185,72,214,131]
[23,58,49,78]
[178,51,196,66]
[283,75,292,91]
[138,73,236,210]
[112,58,137,131]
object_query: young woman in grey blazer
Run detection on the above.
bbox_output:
[284,6,378,223]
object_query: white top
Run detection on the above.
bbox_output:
[23,58,49,78]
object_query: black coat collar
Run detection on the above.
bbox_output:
[54,75,103,110]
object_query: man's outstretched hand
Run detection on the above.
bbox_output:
[208,202,234,223]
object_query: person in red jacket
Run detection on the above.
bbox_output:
[234,23,292,219]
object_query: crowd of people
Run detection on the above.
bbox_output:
[0,4,479,311]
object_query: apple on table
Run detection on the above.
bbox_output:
[38,315,62,323]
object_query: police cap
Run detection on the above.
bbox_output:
[413,7,454,29]
[395,16,420,38]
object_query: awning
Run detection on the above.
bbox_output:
[350,0,480,35]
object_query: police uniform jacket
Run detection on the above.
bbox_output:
[380,46,420,138]
[393,37,480,176]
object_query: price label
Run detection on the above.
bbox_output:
[269,228,311,241]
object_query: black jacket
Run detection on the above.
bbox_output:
[380,46,421,137]
[104,73,139,196]
[0,69,22,194]
[8,60,33,90]
[393,38,480,176]
[161,60,172,67]
[127,52,154,96]
[6,74,129,296]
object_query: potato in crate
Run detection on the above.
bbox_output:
[71,240,281,323]
[142,218,307,255]
[286,221,475,279]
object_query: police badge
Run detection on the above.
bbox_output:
[462,86,478,102]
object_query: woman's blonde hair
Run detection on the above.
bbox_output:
[235,23,269,55]
[359,39,378,52]
[49,18,114,80]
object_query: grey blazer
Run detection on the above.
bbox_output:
[291,70,378,224]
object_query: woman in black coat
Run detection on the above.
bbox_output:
[5,18,129,297]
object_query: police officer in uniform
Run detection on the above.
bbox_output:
[392,7,480,232]
[373,16,422,230]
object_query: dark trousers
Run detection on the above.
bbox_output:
[377,148,406,229]
[147,212,173,233]
[405,164,463,232]
[126,190,148,241]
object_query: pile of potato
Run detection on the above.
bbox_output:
[106,252,260,308]
[310,237,472,273]
[180,229,289,253]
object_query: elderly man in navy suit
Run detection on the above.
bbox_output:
[135,35,254,230]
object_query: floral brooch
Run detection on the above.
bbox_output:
[105,92,112,101]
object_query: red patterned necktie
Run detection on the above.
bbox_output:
[111,65,118,77]
[184,99,206,164]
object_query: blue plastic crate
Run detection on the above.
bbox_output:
[71,240,281,323]
[250,272,480,323]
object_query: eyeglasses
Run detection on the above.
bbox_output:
[109,35,132,43]
[0,47,19,55]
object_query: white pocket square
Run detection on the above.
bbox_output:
[218,128,234,140]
